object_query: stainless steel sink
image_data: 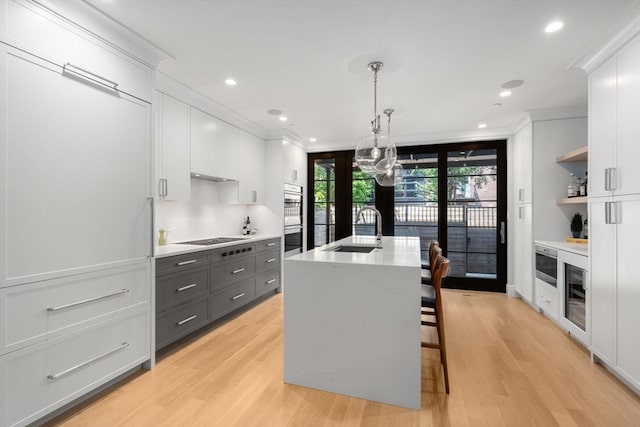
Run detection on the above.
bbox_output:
[326,245,376,253]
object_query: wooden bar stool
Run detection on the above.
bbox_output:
[421,240,440,285]
[421,252,451,394]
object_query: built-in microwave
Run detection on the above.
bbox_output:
[535,245,557,287]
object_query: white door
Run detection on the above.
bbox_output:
[1,45,151,285]
[615,39,640,196]
[514,205,533,303]
[160,94,190,201]
[190,107,218,177]
[615,197,640,387]
[589,199,617,364]
[588,57,617,198]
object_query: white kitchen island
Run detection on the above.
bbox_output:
[284,236,422,410]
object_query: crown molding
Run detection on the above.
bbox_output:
[510,113,532,134]
[25,0,171,68]
[570,2,640,74]
[525,106,587,122]
[265,129,308,149]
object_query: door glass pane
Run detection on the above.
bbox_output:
[446,149,498,279]
[313,158,336,247]
[352,162,376,236]
[393,152,439,262]
[565,263,586,330]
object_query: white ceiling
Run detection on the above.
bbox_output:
[88,0,638,150]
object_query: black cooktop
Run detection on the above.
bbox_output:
[178,237,247,246]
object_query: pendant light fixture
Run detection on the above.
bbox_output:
[355,61,397,174]
[375,108,403,187]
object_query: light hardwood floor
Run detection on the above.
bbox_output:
[46,290,640,426]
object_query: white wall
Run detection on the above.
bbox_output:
[155,179,281,243]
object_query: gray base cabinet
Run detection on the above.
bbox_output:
[155,238,281,350]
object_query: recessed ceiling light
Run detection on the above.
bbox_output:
[225,78,237,86]
[279,116,288,122]
[545,21,564,33]
[499,90,512,97]
[501,79,524,89]
[478,123,487,129]
[267,109,282,115]
[310,138,317,142]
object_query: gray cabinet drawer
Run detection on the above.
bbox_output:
[256,250,280,274]
[254,238,280,253]
[156,251,209,276]
[156,267,209,312]
[255,271,280,298]
[210,257,256,291]
[211,280,255,320]
[156,298,209,349]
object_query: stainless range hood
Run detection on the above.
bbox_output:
[190,172,236,182]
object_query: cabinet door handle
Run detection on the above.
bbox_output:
[266,279,277,285]
[252,190,257,203]
[609,168,617,191]
[148,197,155,258]
[266,258,277,263]
[604,169,610,191]
[176,283,197,292]
[177,259,197,266]
[519,189,524,202]
[177,315,197,326]
[47,289,130,312]
[293,170,298,181]
[609,201,618,224]
[267,243,276,247]
[232,293,245,300]
[164,179,169,197]
[518,206,523,220]
[48,342,129,380]
[232,268,245,274]
[63,63,119,91]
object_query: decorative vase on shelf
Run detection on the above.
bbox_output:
[158,228,167,246]
[570,213,583,239]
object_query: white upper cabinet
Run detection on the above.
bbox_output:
[589,36,640,198]
[283,141,307,185]
[513,204,533,303]
[190,107,218,178]
[614,40,640,196]
[238,133,266,204]
[158,93,190,201]
[217,121,239,181]
[513,123,532,204]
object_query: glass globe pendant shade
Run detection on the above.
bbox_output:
[355,133,397,174]
[375,161,403,187]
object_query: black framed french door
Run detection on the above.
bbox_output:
[307,140,507,292]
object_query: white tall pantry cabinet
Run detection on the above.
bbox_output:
[588,33,640,391]
[0,1,159,425]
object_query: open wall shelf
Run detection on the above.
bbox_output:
[556,146,588,163]
[556,196,588,205]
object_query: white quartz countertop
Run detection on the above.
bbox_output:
[535,240,588,256]
[155,234,282,259]
[286,236,421,268]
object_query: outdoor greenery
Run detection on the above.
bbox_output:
[314,163,496,204]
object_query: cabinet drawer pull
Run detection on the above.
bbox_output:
[47,342,129,380]
[232,268,245,274]
[266,279,277,285]
[267,243,276,247]
[232,293,245,300]
[63,63,119,91]
[176,283,197,292]
[47,289,130,312]
[177,259,197,266]
[177,315,197,326]
[266,258,277,263]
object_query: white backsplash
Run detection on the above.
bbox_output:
[156,179,282,243]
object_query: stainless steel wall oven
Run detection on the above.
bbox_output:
[284,183,303,256]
